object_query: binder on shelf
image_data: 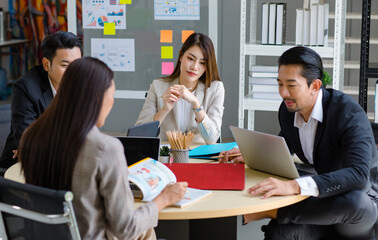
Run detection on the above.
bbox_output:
[261,3,269,45]
[250,72,278,78]
[317,4,325,46]
[251,92,281,100]
[251,65,278,73]
[323,3,329,47]
[296,9,304,45]
[275,3,286,45]
[252,85,278,92]
[164,163,245,190]
[250,77,278,85]
[310,3,318,46]
[303,9,310,46]
[268,3,277,45]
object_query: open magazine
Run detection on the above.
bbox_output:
[128,158,212,208]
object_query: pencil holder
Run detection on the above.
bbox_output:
[171,149,189,163]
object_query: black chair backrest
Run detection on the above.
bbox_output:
[0,177,80,240]
[0,104,11,154]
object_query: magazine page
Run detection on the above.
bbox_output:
[128,158,177,201]
[173,187,212,208]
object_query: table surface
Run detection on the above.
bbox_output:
[4,142,308,221]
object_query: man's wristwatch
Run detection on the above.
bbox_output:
[193,105,203,112]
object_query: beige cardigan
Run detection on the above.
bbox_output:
[136,78,225,144]
[72,127,158,239]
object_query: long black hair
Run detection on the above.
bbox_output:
[20,57,113,190]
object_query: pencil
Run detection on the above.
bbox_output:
[210,153,242,159]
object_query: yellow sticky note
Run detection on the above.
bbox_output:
[161,46,173,59]
[182,30,194,43]
[104,22,116,35]
[120,0,132,4]
[160,30,173,43]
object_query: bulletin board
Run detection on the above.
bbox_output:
[81,0,214,99]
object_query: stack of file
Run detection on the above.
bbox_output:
[249,66,281,100]
[296,0,329,46]
[261,3,286,45]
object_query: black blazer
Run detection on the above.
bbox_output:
[0,64,53,168]
[279,88,378,199]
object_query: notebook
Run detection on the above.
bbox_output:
[127,121,160,137]
[188,142,238,159]
[230,126,315,179]
[117,136,160,166]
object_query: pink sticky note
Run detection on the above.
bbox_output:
[162,62,174,75]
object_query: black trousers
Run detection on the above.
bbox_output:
[263,190,377,240]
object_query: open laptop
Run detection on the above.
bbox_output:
[117,136,160,166]
[230,126,315,179]
[127,121,160,137]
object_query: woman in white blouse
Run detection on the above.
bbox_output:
[136,33,224,144]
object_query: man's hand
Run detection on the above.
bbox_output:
[12,150,18,159]
[218,148,244,163]
[247,177,300,199]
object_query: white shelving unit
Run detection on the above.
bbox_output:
[238,0,346,130]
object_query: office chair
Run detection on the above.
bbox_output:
[0,177,81,240]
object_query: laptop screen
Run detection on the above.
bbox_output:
[116,136,160,166]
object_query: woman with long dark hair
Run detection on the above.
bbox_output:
[136,33,224,144]
[19,57,187,239]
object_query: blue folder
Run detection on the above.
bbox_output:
[189,142,238,159]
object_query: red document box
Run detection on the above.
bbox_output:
[164,163,245,190]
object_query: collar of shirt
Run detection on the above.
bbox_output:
[294,89,323,128]
[48,77,57,97]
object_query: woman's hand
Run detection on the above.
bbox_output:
[218,148,244,164]
[153,182,188,211]
[173,85,200,109]
[161,86,181,112]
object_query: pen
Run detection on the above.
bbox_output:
[210,153,242,159]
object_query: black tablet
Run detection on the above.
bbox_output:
[127,121,160,137]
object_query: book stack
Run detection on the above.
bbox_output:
[295,0,329,46]
[261,3,287,45]
[249,66,281,100]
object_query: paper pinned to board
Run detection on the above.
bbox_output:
[160,30,173,43]
[182,30,194,43]
[162,62,174,75]
[104,22,116,35]
[161,46,173,59]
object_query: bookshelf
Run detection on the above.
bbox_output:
[359,0,378,113]
[238,0,346,130]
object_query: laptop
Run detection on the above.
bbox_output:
[127,121,160,137]
[117,136,160,166]
[230,126,315,179]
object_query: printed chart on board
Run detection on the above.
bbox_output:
[154,0,200,20]
[91,38,135,72]
[83,0,127,29]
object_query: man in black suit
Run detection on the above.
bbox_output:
[0,31,82,173]
[221,47,377,239]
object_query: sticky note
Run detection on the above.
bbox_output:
[120,0,132,4]
[161,46,173,59]
[160,30,173,43]
[162,62,174,75]
[104,22,115,35]
[182,30,194,43]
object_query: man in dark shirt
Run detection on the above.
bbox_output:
[221,47,377,239]
[0,31,82,174]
